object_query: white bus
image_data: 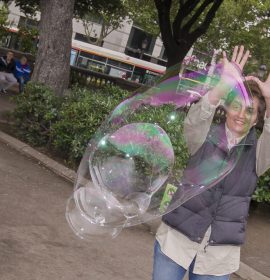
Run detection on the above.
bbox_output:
[70,39,166,86]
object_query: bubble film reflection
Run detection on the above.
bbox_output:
[66,63,253,240]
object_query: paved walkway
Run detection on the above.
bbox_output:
[0,92,16,120]
[0,130,242,280]
[242,203,270,276]
[1,92,269,280]
[0,141,155,280]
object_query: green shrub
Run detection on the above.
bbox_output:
[253,169,270,203]
[12,82,60,146]
[51,85,130,165]
[16,26,39,55]
[252,130,270,203]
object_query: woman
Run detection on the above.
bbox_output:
[152,46,270,280]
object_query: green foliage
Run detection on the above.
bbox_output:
[253,169,270,203]
[12,82,60,145]
[251,129,270,203]
[12,82,188,172]
[195,0,270,74]
[126,0,160,36]
[0,3,10,39]
[16,25,39,54]
[4,0,128,19]
[51,85,129,164]
[79,1,129,46]
[13,82,130,166]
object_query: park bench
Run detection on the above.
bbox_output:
[0,46,34,94]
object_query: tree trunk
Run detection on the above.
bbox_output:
[31,0,75,96]
[166,43,191,68]
[159,47,188,81]
[161,38,192,78]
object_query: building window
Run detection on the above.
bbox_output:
[125,26,156,60]
[74,33,103,46]
[18,16,39,29]
[157,46,167,66]
[159,46,167,60]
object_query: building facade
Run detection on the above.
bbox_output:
[5,1,167,66]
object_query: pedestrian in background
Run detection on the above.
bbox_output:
[14,55,31,93]
[0,51,17,94]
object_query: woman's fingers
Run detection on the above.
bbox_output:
[231,46,239,62]
[239,49,250,69]
[235,45,244,64]
[246,75,270,99]
[245,76,258,82]
[230,45,250,70]
[246,74,269,84]
[246,75,263,88]
[265,72,270,83]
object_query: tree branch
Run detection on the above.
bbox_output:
[172,0,200,41]
[179,0,184,8]
[189,0,224,42]
[182,0,213,34]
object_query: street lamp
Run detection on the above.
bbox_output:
[139,38,148,59]
[258,64,267,79]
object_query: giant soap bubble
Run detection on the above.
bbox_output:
[66,59,254,240]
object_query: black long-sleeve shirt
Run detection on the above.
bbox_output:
[0,56,16,73]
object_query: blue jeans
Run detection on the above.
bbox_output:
[152,241,231,280]
[17,76,28,93]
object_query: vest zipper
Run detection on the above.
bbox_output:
[204,241,209,252]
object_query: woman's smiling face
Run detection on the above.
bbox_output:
[225,96,259,137]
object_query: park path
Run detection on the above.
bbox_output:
[0,140,155,280]
[0,139,244,280]
[0,92,16,120]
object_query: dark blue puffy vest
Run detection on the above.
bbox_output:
[162,123,258,245]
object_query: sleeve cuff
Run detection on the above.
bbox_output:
[202,92,221,109]
[198,92,221,120]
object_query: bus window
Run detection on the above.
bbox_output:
[131,66,146,83]
[70,49,78,66]
[143,71,160,86]
[106,58,134,78]
[77,51,107,72]
[77,56,88,68]
[79,51,107,63]
[107,59,133,71]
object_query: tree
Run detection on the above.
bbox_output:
[194,0,270,75]
[127,0,224,71]
[154,0,224,70]
[126,0,160,36]
[80,2,129,47]
[3,0,123,96]
[31,0,75,96]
